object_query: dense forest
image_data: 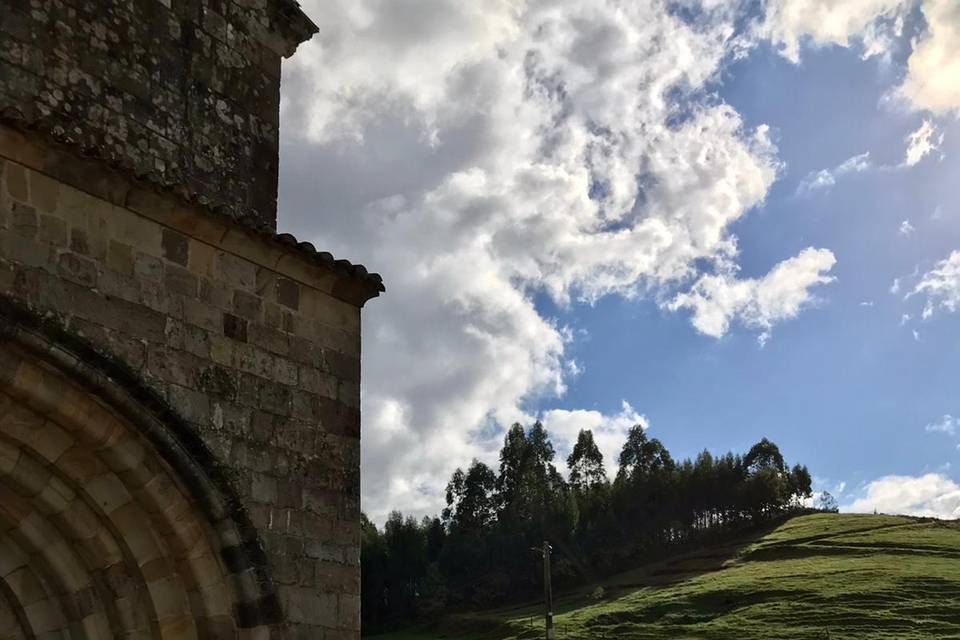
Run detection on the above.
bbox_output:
[361,422,819,631]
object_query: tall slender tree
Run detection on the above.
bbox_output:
[789,464,813,506]
[496,423,529,519]
[616,425,674,483]
[567,429,606,490]
[444,460,497,532]
[744,437,786,474]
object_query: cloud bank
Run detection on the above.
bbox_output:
[845,473,960,519]
[277,0,960,519]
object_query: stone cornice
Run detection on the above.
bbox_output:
[0,122,385,307]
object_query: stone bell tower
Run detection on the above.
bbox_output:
[0,1,381,638]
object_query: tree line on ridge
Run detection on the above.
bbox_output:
[361,421,815,630]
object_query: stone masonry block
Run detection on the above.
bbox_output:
[184,298,222,333]
[161,228,189,266]
[11,202,37,237]
[69,228,90,255]
[4,161,27,201]
[251,473,278,504]
[283,588,338,626]
[338,594,360,631]
[106,240,135,275]
[248,323,287,356]
[57,251,98,288]
[223,313,248,343]
[28,170,59,213]
[164,265,199,298]
[276,277,299,310]
[134,252,164,283]
[188,239,216,278]
[216,252,255,291]
[232,289,262,321]
[38,214,67,246]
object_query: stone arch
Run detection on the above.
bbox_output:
[0,309,282,638]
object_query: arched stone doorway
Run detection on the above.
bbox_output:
[0,322,280,638]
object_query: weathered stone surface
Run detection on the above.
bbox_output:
[0,112,368,640]
[0,0,317,229]
[0,0,376,634]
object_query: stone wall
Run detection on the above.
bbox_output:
[0,0,316,228]
[0,123,378,638]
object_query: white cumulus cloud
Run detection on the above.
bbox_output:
[668,248,836,340]
[899,219,916,236]
[845,473,960,519]
[899,0,960,114]
[278,0,838,519]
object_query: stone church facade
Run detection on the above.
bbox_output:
[0,1,382,638]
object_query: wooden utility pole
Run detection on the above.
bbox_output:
[540,541,555,639]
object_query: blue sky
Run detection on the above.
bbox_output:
[278,0,960,520]
[546,41,960,502]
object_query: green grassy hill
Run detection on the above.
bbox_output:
[368,513,960,639]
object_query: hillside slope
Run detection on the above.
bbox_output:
[369,513,960,639]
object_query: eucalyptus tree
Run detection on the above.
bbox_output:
[567,429,607,490]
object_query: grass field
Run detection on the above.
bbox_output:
[366,513,960,639]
